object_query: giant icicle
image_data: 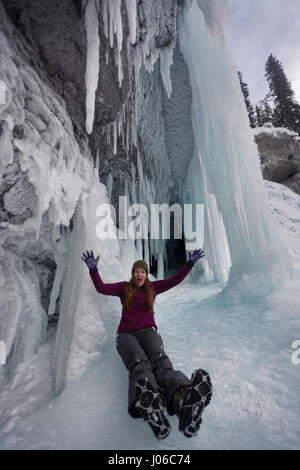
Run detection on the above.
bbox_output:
[84,0,100,134]
[180,0,292,302]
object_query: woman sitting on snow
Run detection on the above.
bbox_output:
[81,249,212,440]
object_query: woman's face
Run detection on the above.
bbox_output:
[133,268,147,287]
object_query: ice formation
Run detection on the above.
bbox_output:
[84,0,100,134]
[180,1,292,301]
[0,2,94,385]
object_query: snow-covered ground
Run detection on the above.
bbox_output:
[0,180,300,450]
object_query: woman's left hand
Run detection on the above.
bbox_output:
[81,250,100,271]
[188,249,205,265]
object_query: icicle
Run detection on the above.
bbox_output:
[137,150,144,193]
[104,0,123,87]
[106,124,111,145]
[160,45,174,98]
[108,2,114,48]
[125,0,137,45]
[131,109,137,147]
[0,120,14,186]
[131,162,137,203]
[95,148,99,169]
[126,121,129,157]
[48,237,67,316]
[122,103,126,123]
[0,78,6,105]
[107,0,122,50]
[84,0,100,134]
[115,0,123,54]
[102,0,108,38]
[113,120,117,154]
[121,122,124,148]
[117,45,123,86]
[107,172,113,202]
[117,110,121,136]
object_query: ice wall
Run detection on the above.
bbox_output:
[179,1,292,302]
[0,3,95,383]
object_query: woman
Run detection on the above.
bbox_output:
[81,249,212,440]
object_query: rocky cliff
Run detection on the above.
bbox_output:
[254,125,300,195]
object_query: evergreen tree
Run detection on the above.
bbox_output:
[265,54,300,133]
[257,95,274,125]
[263,98,273,123]
[255,104,263,127]
[238,71,256,128]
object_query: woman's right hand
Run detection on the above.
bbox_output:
[81,250,100,271]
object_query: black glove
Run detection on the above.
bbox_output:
[188,249,205,265]
[81,250,100,271]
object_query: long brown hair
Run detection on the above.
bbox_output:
[124,275,155,314]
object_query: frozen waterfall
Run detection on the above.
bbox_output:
[180,1,292,302]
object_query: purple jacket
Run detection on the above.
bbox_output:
[89,261,194,333]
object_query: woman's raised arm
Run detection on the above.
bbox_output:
[81,250,125,297]
[151,249,204,295]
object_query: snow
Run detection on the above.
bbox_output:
[253,125,300,141]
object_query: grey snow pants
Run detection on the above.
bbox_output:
[115,327,191,418]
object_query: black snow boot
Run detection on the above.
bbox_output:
[173,369,212,438]
[134,378,171,440]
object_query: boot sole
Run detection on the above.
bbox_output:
[135,378,171,440]
[179,369,212,437]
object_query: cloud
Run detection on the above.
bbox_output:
[225,0,300,104]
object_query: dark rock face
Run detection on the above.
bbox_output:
[1,0,182,202]
[254,128,300,195]
[2,0,87,131]
[1,164,38,224]
[263,159,298,183]
[1,0,130,156]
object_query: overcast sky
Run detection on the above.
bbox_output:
[224,0,300,106]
